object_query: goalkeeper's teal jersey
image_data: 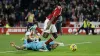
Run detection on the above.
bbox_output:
[29,25,37,30]
[24,41,48,51]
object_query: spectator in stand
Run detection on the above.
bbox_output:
[20,12,27,27]
[56,15,63,35]
[0,19,4,27]
[0,0,100,27]
[8,13,15,27]
[97,14,100,22]
[15,11,21,27]
[32,8,38,21]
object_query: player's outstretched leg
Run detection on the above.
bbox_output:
[45,33,57,45]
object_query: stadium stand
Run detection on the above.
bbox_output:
[0,0,100,27]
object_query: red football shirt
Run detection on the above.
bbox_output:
[46,6,62,24]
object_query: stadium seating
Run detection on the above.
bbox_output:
[0,0,100,27]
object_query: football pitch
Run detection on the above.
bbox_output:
[0,34,100,56]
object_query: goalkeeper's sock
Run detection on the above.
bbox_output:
[36,27,43,34]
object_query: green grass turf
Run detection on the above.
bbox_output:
[0,34,100,56]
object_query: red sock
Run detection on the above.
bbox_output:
[45,38,53,45]
[36,27,43,34]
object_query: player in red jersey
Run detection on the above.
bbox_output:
[43,5,62,45]
[34,4,62,45]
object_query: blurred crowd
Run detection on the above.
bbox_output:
[0,0,100,27]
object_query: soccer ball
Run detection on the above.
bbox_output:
[70,44,77,51]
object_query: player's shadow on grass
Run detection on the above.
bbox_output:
[14,50,46,54]
[14,50,35,54]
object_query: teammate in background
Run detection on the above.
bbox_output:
[25,11,35,31]
[75,19,89,35]
[10,40,59,52]
[42,4,63,45]
[0,19,4,27]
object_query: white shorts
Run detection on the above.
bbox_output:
[43,19,57,33]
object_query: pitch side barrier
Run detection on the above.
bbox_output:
[0,27,100,34]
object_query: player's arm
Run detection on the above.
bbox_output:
[27,31,34,41]
[25,12,30,19]
[10,42,25,50]
[32,14,36,22]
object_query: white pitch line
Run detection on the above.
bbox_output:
[67,42,92,45]
[43,54,100,55]
[59,42,92,46]
[0,50,18,53]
